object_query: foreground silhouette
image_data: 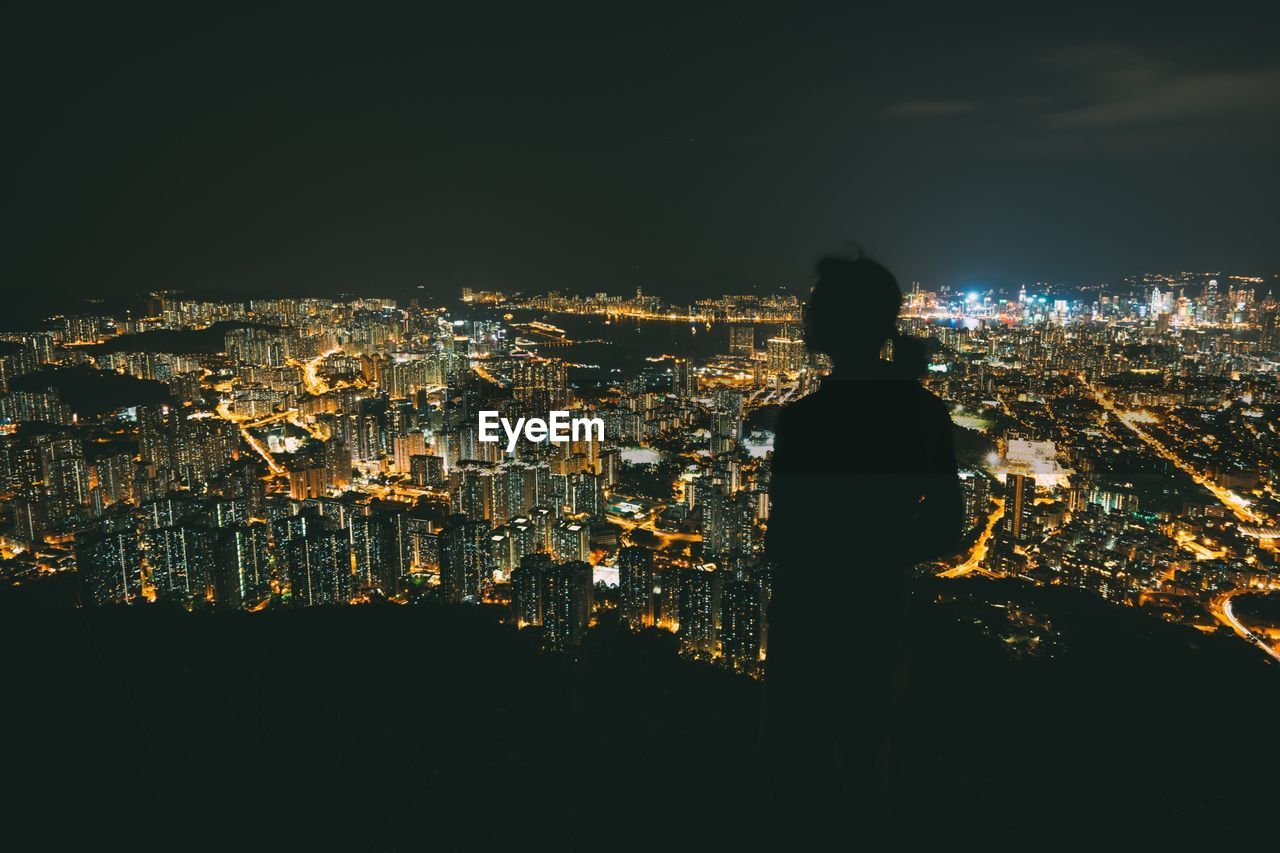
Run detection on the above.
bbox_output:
[762,253,964,846]
[7,575,1280,850]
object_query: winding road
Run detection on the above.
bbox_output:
[1213,592,1280,663]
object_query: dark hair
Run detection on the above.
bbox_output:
[804,251,902,366]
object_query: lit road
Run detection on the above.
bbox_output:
[300,348,341,396]
[1213,592,1280,663]
[1174,530,1224,561]
[472,359,504,386]
[1084,376,1264,525]
[1087,377,1280,663]
[941,498,1004,578]
[607,508,702,547]
[238,426,286,477]
[213,401,289,476]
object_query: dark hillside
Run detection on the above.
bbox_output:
[2,578,1276,851]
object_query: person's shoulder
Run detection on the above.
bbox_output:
[906,381,949,413]
[910,385,955,441]
[780,392,821,415]
[777,392,825,426]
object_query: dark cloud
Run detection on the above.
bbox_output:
[887,100,979,118]
[1040,44,1280,130]
[896,42,1280,156]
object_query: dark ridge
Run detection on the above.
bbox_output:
[3,576,1276,851]
[91,321,278,356]
[8,365,171,416]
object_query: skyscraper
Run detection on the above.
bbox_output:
[511,552,552,628]
[217,521,271,609]
[149,524,218,605]
[1007,473,1036,543]
[540,560,593,651]
[765,327,806,373]
[618,545,655,630]
[719,577,763,676]
[38,435,89,529]
[349,513,388,593]
[672,357,695,398]
[552,518,590,563]
[77,528,143,606]
[677,564,721,655]
[511,357,569,414]
[285,527,353,606]
[439,516,492,603]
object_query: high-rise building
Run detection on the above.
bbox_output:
[136,403,240,488]
[672,357,695,398]
[511,552,552,628]
[618,546,655,630]
[392,431,428,473]
[77,528,143,605]
[1007,473,1036,543]
[653,565,682,631]
[12,496,44,547]
[285,527,353,606]
[677,564,721,654]
[323,438,352,491]
[288,464,329,501]
[63,315,102,344]
[380,511,412,594]
[540,560,593,651]
[700,484,754,558]
[439,516,492,603]
[728,325,755,357]
[93,452,137,507]
[149,524,218,605]
[38,436,89,528]
[570,473,604,518]
[511,357,569,414]
[348,513,387,593]
[961,472,993,531]
[719,578,763,676]
[225,327,285,367]
[410,453,445,487]
[709,409,738,457]
[552,518,590,563]
[766,328,806,373]
[217,522,271,609]
[406,516,440,573]
[455,464,497,522]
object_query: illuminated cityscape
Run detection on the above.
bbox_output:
[7,3,1280,847]
[3,272,1277,672]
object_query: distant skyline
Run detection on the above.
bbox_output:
[6,4,1279,319]
[18,265,1280,327]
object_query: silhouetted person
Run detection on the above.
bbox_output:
[761,253,963,846]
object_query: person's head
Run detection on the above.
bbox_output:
[804,251,902,367]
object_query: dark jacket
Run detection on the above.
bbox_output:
[765,364,963,635]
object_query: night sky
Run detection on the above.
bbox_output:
[6,3,1279,318]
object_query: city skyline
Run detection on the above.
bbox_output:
[4,254,1279,849]
[8,265,1279,334]
[3,274,1277,666]
[6,5,1280,847]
